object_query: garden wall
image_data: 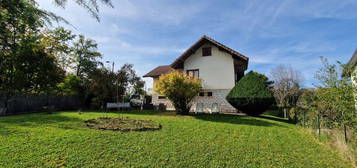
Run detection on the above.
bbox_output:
[0,94,83,116]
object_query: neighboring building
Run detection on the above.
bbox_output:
[144,35,249,113]
[347,49,357,108]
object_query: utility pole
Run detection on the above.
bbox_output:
[111,62,114,73]
[106,61,119,102]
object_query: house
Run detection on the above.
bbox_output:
[347,49,357,108]
[143,35,249,113]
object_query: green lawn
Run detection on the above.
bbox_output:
[0,110,352,168]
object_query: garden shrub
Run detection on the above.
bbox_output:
[226,71,275,115]
[155,71,201,115]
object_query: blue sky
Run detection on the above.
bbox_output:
[38,0,357,89]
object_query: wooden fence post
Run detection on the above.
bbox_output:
[303,111,306,127]
[317,115,321,137]
[344,124,348,143]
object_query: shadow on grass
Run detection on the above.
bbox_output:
[0,110,290,135]
[115,110,287,127]
[0,113,83,135]
[110,110,176,116]
[257,115,293,124]
[193,113,287,127]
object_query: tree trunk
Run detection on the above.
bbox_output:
[76,65,81,76]
[173,103,190,115]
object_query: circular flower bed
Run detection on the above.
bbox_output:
[84,117,162,132]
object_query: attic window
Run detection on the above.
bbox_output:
[202,47,212,56]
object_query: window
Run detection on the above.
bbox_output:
[211,103,219,113]
[186,69,199,78]
[202,47,212,56]
[199,92,213,97]
[196,103,204,114]
[158,96,166,99]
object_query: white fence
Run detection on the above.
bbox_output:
[106,102,131,109]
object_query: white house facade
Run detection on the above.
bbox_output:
[144,36,249,113]
[347,49,357,109]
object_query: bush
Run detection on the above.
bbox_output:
[226,71,275,115]
[155,71,201,115]
[57,74,83,95]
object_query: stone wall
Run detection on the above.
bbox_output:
[151,92,175,110]
[151,89,237,113]
[191,89,237,113]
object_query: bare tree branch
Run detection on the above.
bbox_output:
[270,65,303,110]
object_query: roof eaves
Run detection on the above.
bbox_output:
[347,49,357,66]
[171,35,249,68]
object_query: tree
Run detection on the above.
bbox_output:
[0,0,65,113]
[314,57,356,142]
[314,57,339,88]
[116,64,145,102]
[296,58,356,142]
[18,41,65,94]
[315,87,355,128]
[132,77,145,95]
[41,27,76,72]
[297,89,318,126]
[43,0,113,21]
[250,71,274,88]
[1,0,43,98]
[270,65,303,118]
[226,71,275,116]
[0,0,114,114]
[89,68,117,108]
[155,71,202,115]
[72,35,102,78]
[86,63,145,108]
[57,74,83,95]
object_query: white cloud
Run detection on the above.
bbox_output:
[36,0,357,89]
[284,0,357,20]
[249,40,334,64]
[102,0,207,26]
[109,24,129,34]
[103,0,138,18]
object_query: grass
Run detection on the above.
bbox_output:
[0,110,352,168]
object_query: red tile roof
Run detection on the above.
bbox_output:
[143,65,174,77]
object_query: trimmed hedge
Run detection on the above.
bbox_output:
[226,71,275,115]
